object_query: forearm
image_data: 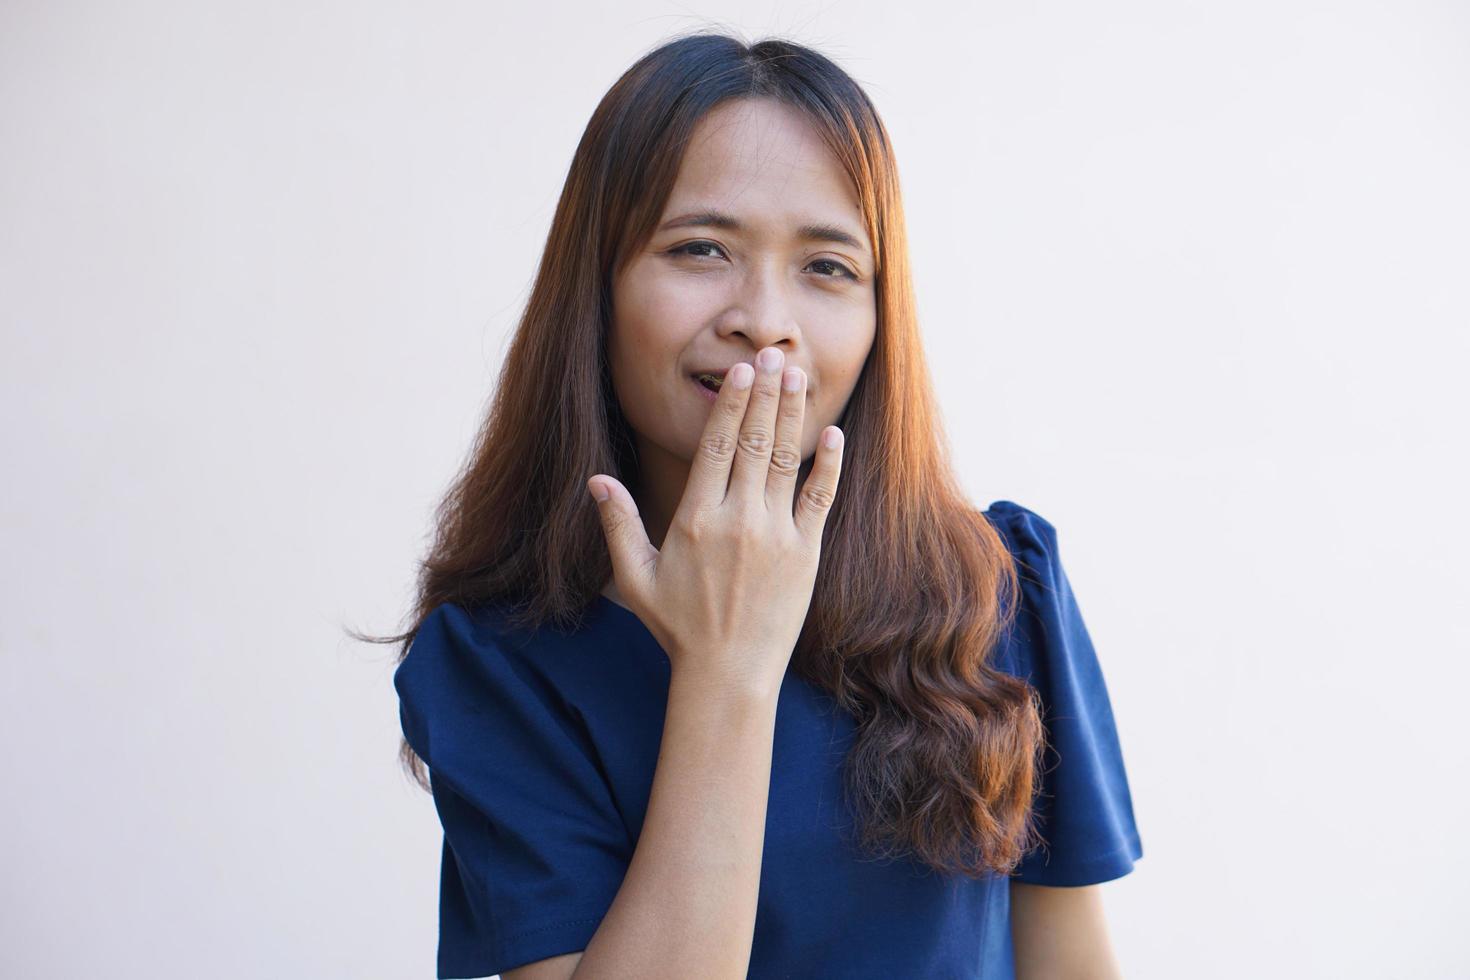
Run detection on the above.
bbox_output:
[1010,882,1123,980]
[572,665,779,980]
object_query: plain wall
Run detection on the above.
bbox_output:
[2,1,1467,977]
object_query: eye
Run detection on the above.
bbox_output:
[808,258,858,280]
[670,241,725,261]
[669,241,859,281]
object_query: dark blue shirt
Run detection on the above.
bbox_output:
[394,499,1143,978]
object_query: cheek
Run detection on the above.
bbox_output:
[607,345,667,436]
[812,324,874,405]
[606,295,701,443]
[613,273,705,360]
[609,284,667,387]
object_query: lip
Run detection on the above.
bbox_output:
[689,363,750,381]
[689,365,743,404]
[690,374,720,403]
[688,363,811,404]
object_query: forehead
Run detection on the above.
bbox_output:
[662,99,871,253]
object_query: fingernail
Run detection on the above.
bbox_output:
[783,368,801,391]
[823,427,842,449]
[590,481,609,502]
[730,362,754,388]
[758,347,783,372]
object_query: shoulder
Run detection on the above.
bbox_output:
[391,603,518,760]
[980,500,1087,678]
[394,597,667,737]
[392,600,610,784]
[983,498,1059,543]
[392,601,576,744]
[395,601,510,689]
[399,597,624,678]
[983,499,1066,578]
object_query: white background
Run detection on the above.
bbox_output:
[3,1,1467,977]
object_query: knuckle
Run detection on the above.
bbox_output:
[767,445,801,476]
[670,511,702,542]
[802,481,837,511]
[737,427,773,456]
[700,430,736,460]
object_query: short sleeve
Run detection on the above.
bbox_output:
[987,500,1144,887]
[394,603,634,979]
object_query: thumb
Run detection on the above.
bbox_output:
[587,476,656,600]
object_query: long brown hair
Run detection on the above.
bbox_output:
[357,29,1046,880]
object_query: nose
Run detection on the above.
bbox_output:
[716,261,802,353]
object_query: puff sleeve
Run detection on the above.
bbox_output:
[987,500,1144,886]
[394,602,635,979]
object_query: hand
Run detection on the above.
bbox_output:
[587,346,845,699]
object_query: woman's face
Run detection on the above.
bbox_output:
[608,97,878,503]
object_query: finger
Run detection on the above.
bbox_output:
[792,426,844,539]
[678,360,755,515]
[728,346,785,504]
[587,476,658,605]
[764,365,806,511]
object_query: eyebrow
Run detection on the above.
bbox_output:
[657,209,869,253]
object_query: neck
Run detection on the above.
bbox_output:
[627,435,690,552]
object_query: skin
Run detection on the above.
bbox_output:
[1010,882,1125,979]
[601,95,877,606]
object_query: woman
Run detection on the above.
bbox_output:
[387,31,1142,979]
